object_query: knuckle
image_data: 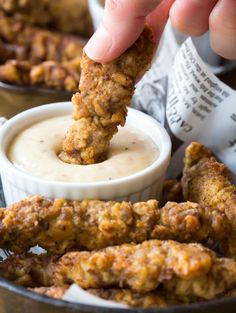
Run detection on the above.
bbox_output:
[210,11,236,32]
[171,17,207,37]
[211,44,236,60]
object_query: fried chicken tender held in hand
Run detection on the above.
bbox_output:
[182,142,236,257]
[59,26,156,165]
[1,240,236,300]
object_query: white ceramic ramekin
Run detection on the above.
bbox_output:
[0,102,171,205]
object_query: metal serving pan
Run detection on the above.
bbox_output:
[0,277,235,313]
[0,82,73,118]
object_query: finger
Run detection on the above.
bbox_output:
[209,0,236,60]
[170,0,218,36]
[147,0,175,43]
[85,0,162,62]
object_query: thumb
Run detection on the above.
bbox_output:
[85,0,163,62]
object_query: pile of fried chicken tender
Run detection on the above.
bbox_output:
[1,141,236,308]
[0,10,236,308]
[0,0,94,92]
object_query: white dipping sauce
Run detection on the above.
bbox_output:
[8,115,159,183]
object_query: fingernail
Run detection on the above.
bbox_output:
[85,25,112,62]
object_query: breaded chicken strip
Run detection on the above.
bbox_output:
[31,286,200,307]
[0,0,51,26]
[0,11,84,63]
[223,289,236,298]
[0,58,81,91]
[162,179,183,204]
[0,59,30,85]
[0,196,159,253]
[49,0,93,38]
[1,240,236,299]
[30,58,81,91]
[182,142,236,256]
[0,0,93,37]
[59,26,155,164]
[0,196,230,254]
[0,40,27,62]
[0,12,83,90]
[30,286,69,300]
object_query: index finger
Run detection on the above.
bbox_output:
[85,0,162,62]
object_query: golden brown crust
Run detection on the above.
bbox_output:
[0,39,27,62]
[0,0,93,37]
[49,0,93,38]
[29,286,69,299]
[0,11,84,63]
[0,58,81,91]
[0,11,84,90]
[60,26,156,164]
[0,195,231,254]
[0,253,57,287]
[0,0,51,26]
[152,201,230,246]
[0,59,31,85]
[31,286,201,307]
[0,196,159,253]
[162,179,183,204]
[30,59,81,91]
[88,289,200,307]
[1,240,236,299]
[182,142,236,256]
[223,288,236,298]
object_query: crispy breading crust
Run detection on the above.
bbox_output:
[49,0,93,38]
[30,58,81,91]
[87,289,200,308]
[31,286,201,307]
[182,142,236,256]
[0,39,27,62]
[0,58,81,91]
[223,289,236,298]
[0,11,84,63]
[0,196,230,254]
[152,201,230,246]
[29,286,69,299]
[1,240,236,299]
[0,0,51,26]
[0,196,159,253]
[59,26,156,164]
[0,11,84,90]
[0,0,93,37]
[162,179,183,204]
[0,59,31,85]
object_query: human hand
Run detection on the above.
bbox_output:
[170,0,236,60]
[85,0,173,62]
[85,0,236,62]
